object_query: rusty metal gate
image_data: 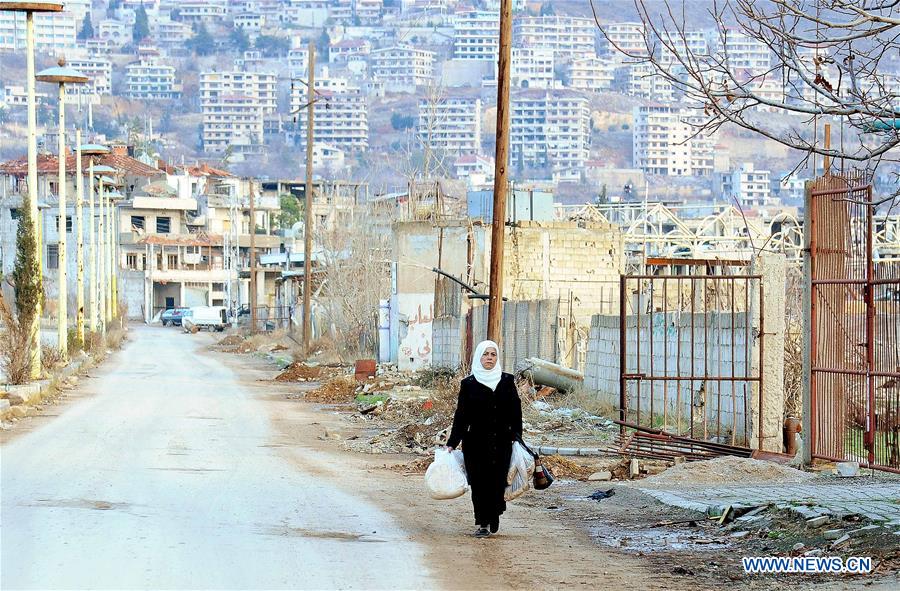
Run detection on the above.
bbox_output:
[809,177,900,472]
[619,266,764,453]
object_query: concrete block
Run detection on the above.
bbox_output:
[823,529,845,540]
[806,515,829,527]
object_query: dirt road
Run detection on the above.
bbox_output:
[1,326,432,589]
[1,325,677,590]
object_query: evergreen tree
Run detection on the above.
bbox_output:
[12,201,41,334]
[230,25,250,53]
[133,3,150,43]
[77,13,94,40]
[186,23,215,56]
[317,29,331,61]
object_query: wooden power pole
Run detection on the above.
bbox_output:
[249,187,257,333]
[303,40,316,354]
[487,0,512,343]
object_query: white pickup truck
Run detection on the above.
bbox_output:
[182,306,228,332]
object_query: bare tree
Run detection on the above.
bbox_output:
[315,206,391,360]
[592,0,900,203]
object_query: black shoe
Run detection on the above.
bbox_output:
[474,526,490,538]
[489,518,499,533]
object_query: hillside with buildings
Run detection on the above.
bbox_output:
[4,0,895,205]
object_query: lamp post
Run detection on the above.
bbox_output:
[0,0,65,378]
[92,166,116,336]
[81,145,110,338]
[36,59,88,360]
[106,189,123,320]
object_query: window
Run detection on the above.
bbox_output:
[55,215,73,232]
[156,216,171,233]
[10,208,21,220]
[47,244,59,269]
[131,215,145,230]
[167,254,178,268]
[126,253,138,269]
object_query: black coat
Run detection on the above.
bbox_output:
[447,372,522,525]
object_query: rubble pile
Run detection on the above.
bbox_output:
[304,376,358,403]
[275,362,322,382]
[639,455,813,488]
[541,455,598,480]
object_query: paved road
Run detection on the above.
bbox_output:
[1,326,432,590]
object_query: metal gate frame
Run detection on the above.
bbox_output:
[619,269,765,450]
[809,179,900,472]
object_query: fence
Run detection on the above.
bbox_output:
[615,273,764,448]
[431,299,560,372]
[809,177,900,472]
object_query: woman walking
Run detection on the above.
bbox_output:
[446,340,522,538]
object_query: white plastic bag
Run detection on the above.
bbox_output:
[425,448,469,500]
[505,442,536,501]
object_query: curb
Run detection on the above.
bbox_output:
[1,352,97,420]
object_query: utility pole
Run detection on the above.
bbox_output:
[249,187,257,333]
[74,132,84,347]
[303,40,315,354]
[487,0,512,344]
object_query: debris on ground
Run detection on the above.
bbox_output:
[275,362,322,382]
[386,456,434,474]
[304,376,359,403]
[638,455,813,488]
[588,488,615,501]
[540,455,598,481]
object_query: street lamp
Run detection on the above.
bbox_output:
[97,172,119,324]
[81,143,109,338]
[106,188,124,320]
[0,0,65,378]
[91,165,116,336]
[36,58,88,360]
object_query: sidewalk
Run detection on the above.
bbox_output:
[635,476,900,529]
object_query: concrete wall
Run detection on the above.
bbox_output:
[586,312,754,439]
[393,219,624,369]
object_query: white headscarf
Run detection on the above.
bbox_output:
[471,340,502,391]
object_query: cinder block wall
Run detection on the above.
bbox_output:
[503,221,623,319]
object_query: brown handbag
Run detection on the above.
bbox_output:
[515,436,555,490]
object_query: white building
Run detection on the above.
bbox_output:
[154,18,194,46]
[603,22,645,58]
[353,0,383,23]
[370,45,435,92]
[660,30,710,63]
[0,10,77,52]
[722,30,770,73]
[511,47,555,89]
[417,96,482,155]
[329,38,371,64]
[292,77,369,151]
[632,104,716,177]
[200,70,278,155]
[453,11,499,61]
[566,56,614,91]
[513,16,596,61]
[729,162,772,208]
[615,61,676,101]
[66,56,113,99]
[98,19,128,46]
[125,58,181,100]
[511,91,592,172]
[177,0,228,23]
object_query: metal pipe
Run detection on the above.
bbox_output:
[25,11,41,377]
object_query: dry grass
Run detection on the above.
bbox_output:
[41,343,64,371]
[0,294,33,384]
[553,387,618,419]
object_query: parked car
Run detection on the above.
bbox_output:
[161,307,190,326]
[182,306,228,332]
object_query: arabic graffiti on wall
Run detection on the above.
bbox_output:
[398,293,434,371]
